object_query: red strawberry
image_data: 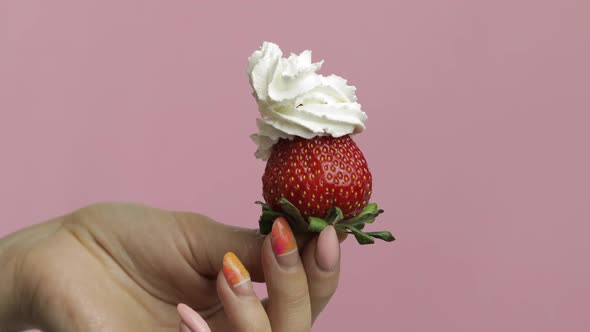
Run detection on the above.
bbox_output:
[262,135,372,219]
[257,135,394,244]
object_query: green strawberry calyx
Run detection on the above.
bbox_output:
[255,198,395,245]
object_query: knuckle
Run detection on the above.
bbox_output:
[276,285,311,309]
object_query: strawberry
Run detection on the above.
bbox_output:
[262,135,371,219]
[256,135,394,245]
[247,42,394,244]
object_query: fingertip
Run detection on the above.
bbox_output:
[177,303,211,332]
[301,226,342,323]
[222,252,253,296]
[316,226,340,272]
[216,253,272,331]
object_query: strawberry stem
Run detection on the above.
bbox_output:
[256,199,395,245]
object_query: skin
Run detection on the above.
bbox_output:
[0,202,344,331]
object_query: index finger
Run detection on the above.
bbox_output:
[173,211,265,281]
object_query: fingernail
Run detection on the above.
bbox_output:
[223,252,252,295]
[316,225,340,272]
[271,217,298,266]
[177,303,211,332]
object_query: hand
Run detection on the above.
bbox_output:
[0,202,342,331]
[176,217,341,332]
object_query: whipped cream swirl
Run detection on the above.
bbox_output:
[248,42,367,160]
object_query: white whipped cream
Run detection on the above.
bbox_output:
[248,42,367,160]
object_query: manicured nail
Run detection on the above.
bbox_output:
[223,252,251,295]
[177,303,211,332]
[316,225,340,272]
[271,217,298,266]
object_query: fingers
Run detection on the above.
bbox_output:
[177,303,211,332]
[179,218,342,331]
[263,217,312,331]
[173,211,265,281]
[173,209,346,285]
[301,225,342,322]
[178,252,272,332]
[215,252,271,332]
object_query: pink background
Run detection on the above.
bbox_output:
[1,0,589,331]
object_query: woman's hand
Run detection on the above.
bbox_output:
[177,217,341,332]
[0,202,342,331]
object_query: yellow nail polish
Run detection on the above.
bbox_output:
[223,252,250,287]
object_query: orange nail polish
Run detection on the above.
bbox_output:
[271,218,297,256]
[223,252,250,287]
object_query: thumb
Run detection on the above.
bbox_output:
[173,211,266,282]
